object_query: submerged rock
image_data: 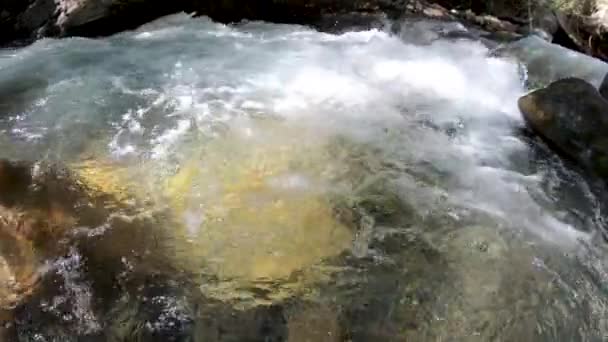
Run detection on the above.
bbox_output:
[518,78,608,177]
[159,122,361,305]
[0,159,195,340]
[494,35,608,88]
[0,158,147,314]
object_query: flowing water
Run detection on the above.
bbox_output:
[0,13,607,341]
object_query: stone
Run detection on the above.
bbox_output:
[55,0,115,30]
[0,159,126,310]
[16,0,57,33]
[422,4,451,19]
[518,78,608,177]
[600,72,608,99]
[161,123,356,305]
[494,35,608,88]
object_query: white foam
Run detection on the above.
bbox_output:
[3,14,593,247]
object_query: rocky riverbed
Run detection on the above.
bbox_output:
[1,5,608,342]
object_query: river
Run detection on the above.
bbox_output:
[0,13,607,341]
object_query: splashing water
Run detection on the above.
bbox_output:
[0,13,607,341]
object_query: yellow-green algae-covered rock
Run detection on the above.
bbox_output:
[160,122,357,304]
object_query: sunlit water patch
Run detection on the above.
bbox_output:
[0,13,607,341]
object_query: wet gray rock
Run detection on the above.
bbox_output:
[518,78,608,178]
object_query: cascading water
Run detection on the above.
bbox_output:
[0,13,607,341]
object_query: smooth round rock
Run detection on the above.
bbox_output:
[518,77,608,177]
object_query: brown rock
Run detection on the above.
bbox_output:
[0,159,119,309]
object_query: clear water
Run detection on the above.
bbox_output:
[0,13,607,341]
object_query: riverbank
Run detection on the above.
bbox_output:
[0,1,559,46]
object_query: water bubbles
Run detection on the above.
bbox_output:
[42,250,100,335]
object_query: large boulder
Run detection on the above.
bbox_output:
[518,78,608,178]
